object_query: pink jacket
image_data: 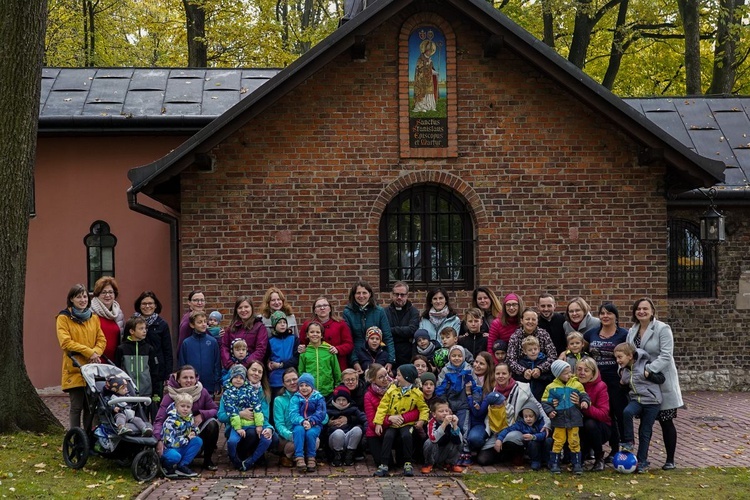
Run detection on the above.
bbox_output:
[582,372,611,425]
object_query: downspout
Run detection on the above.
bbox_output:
[127,189,180,368]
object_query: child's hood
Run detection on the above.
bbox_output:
[520,401,540,420]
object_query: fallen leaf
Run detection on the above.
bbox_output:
[34,463,46,468]
[529,495,541,500]
[629,479,638,484]
[511,478,523,484]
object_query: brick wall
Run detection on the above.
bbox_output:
[176,7,702,381]
[667,207,750,390]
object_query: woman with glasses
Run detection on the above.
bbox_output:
[563,297,601,336]
[487,293,524,357]
[90,276,125,361]
[177,290,206,353]
[134,291,173,417]
[299,296,354,370]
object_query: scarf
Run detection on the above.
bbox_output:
[416,342,436,357]
[369,381,390,397]
[70,306,92,322]
[166,381,204,403]
[568,320,582,330]
[428,307,450,328]
[90,296,122,321]
[332,400,350,411]
[135,311,159,328]
[494,376,517,399]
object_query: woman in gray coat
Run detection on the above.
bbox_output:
[626,298,683,471]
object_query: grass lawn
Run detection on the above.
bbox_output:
[462,467,750,499]
[0,431,146,499]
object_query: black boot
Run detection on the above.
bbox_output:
[332,451,343,467]
[589,451,604,472]
[344,449,355,466]
[571,452,583,475]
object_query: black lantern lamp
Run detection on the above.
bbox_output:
[699,188,726,243]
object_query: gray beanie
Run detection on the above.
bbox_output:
[229,364,247,382]
[551,359,570,379]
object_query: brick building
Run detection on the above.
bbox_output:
[126,0,750,389]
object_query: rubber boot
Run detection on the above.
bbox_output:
[548,452,561,474]
[571,452,583,475]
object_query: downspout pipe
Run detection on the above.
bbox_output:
[127,189,180,369]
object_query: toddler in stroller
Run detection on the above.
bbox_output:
[103,375,153,436]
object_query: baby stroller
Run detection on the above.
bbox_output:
[62,353,160,481]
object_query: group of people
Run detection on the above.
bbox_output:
[56,277,683,478]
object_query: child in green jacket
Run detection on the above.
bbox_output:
[299,321,341,397]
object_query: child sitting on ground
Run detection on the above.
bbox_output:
[221,364,264,470]
[542,359,590,474]
[562,331,589,373]
[161,392,202,478]
[494,403,548,470]
[354,326,390,374]
[615,342,665,473]
[326,385,367,466]
[421,397,464,474]
[290,373,327,472]
[373,364,430,477]
[518,336,552,401]
[103,375,153,436]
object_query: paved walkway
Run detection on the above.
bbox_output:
[42,391,750,499]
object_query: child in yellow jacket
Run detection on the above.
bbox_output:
[373,364,429,477]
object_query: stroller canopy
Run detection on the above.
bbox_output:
[81,364,134,392]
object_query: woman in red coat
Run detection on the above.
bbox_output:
[575,357,611,471]
[299,296,354,370]
[89,276,124,361]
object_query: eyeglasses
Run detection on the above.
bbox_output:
[505,303,519,308]
[315,304,330,309]
[191,299,205,303]
[392,293,407,297]
[141,302,156,307]
[100,290,115,296]
[376,374,389,380]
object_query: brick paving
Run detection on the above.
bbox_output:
[42,391,750,499]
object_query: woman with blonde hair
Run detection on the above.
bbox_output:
[260,287,298,336]
[563,297,601,336]
[575,357,611,471]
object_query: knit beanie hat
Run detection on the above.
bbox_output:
[504,293,520,304]
[229,364,247,382]
[332,385,352,403]
[298,373,316,389]
[551,359,570,379]
[366,326,382,341]
[271,310,287,329]
[419,372,436,385]
[105,375,127,393]
[414,329,430,341]
[399,364,419,384]
[208,311,223,323]
[492,339,508,352]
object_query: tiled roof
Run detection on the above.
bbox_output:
[39,67,280,131]
[625,97,750,193]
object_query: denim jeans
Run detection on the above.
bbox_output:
[467,424,489,452]
[162,436,203,467]
[292,424,322,458]
[622,400,660,464]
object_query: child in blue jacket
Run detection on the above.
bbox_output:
[495,402,548,470]
[289,373,327,472]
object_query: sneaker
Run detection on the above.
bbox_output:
[403,462,414,477]
[619,442,634,453]
[636,461,649,474]
[141,427,153,437]
[420,464,433,474]
[456,453,472,466]
[203,460,218,471]
[175,465,198,477]
[448,464,464,473]
[374,464,389,477]
[331,451,343,467]
[162,464,179,479]
[589,460,604,472]
[306,457,316,473]
[117,426,133,435]
[344,450,355,466]
[662,462,676,470]
[530,461,541,471]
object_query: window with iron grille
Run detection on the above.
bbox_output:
[667,218,716,298]
[379,183,475,291]
[84,221,117,290]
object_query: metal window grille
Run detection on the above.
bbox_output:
[379,183,475,291]
[667,219,717,298]
[84,220,117,290]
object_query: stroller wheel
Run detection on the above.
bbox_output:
[62,428,90,469]
[132,449,159,482]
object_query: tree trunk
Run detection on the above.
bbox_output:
[87,0,96,67]
[541,0,555,48]
[707,0,745,95]
[183,0,207,67]
[601,0,630,90]
[0,0,61,434]
[677,0,702,94]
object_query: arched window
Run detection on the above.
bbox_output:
[667,219,717,298]
[84,220,117,290]
[379,183,474,291]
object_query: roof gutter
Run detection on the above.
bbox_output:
[127,189,181,365]
[38,115,216,137]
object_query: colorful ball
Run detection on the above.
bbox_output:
[612,451,638,473]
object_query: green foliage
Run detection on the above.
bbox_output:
[0,432,143,498]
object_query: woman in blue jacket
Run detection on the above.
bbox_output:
[343,280,394,375]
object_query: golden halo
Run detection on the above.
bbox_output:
[419,40,436,57]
